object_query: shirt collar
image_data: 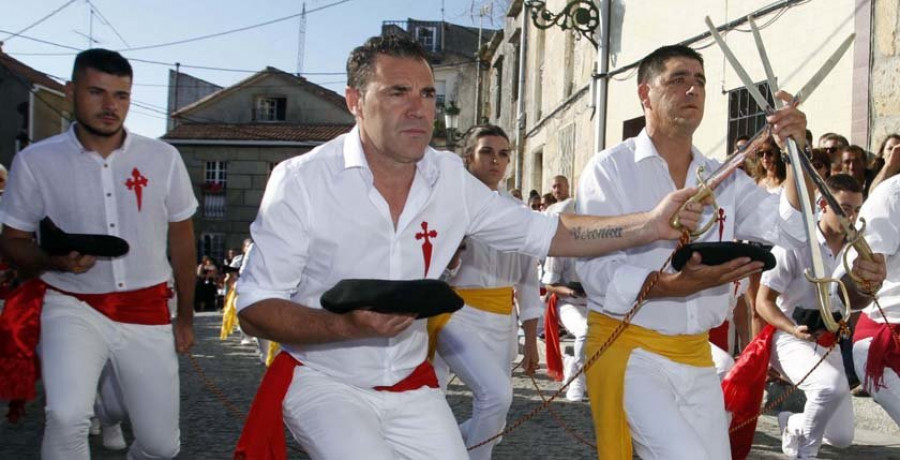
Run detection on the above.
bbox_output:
[66,123,132,156]
[341,124,440,187]
[633,128,709,169]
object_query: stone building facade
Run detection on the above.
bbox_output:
[163,68,353,260]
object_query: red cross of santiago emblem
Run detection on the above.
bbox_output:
[125,167,148,211]
[415,221,437,277]
[715,207,727,242]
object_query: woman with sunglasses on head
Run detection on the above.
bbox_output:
[755,136,787,193]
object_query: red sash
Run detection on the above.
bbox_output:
[854,313,900,391]
[709,320,730,353]
[544,294,564,382]
[722,324,776,460]
[234,354,439,460]
[0,279,170,422]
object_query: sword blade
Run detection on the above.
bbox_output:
[748,16,781,109]
[794,33,855,104]
[705,16,773,113]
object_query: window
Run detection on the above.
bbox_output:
[556,123,576,179]
[200,233,226,263]
[254,96,287,122]
[435,80,447,109]
[727,82,774,153]
[203,161,227,218]
[416,26,437,51]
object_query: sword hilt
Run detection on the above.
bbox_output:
[670,166,719,240]
[802,270,852,335]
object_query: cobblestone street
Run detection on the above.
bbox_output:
[2,312,899,459]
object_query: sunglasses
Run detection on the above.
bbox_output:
[824,147,839,154]
[760,150,778,158]
[812,161,826,169]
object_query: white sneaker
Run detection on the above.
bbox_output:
[89,417,101,436]
[563,356,585,402]
[102,423,127,451]
[778,411,799,458]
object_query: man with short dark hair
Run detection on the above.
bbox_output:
[840,145,874,197]
[233,35,704,459]
[819,133,850,177]
[0,48,197,459]
[757,174,864,458]
[577,43,812,459]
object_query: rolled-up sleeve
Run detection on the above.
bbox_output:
[574,156,653,315]
[760,245,795,294]
[236,162,311,311]
[464,172,558,258]
[515,254,543,322]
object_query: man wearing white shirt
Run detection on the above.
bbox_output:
[432,124,542,459]
[233,35,705,460]
[837,174,900,426]
[757,174,863,458]
[576,44,812,459]
[0,49,197,459]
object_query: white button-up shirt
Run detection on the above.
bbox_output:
[450,191,543,322]
[762,226,842,318]
[575,129,806,335]
[236,126,558,387]
[1,125,197,294]
[836,175,900,323]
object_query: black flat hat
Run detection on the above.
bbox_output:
[672,242,776,272]
[39,217,130,258]
[320,279,464,319]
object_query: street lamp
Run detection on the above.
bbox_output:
[444,101,461,151]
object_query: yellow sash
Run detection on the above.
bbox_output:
[585,311,712,459]
[425,286,514,360]
[219,289,238,340]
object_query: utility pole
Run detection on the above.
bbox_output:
[296,2,307,75]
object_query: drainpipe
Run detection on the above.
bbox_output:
[514,4,528,189]
[594,0,611,153]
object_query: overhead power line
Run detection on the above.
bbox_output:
[119,0,353,52]
[2,0,78,43]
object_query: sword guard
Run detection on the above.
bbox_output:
[802,270,853,334]
[670,166,719,240]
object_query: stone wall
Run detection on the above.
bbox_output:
[870,0,900,153]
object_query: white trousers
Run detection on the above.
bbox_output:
[282,365,467,460]
[624,348,731,460]
[854,337,900,425]
[710,342,735,381]
[94,361,128,426]
[770,331,854,457]
[39,290,180,460]
[434,305,517,460]
[558,301,587,367]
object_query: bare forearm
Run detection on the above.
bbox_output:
[170,241,196,322]
[0,234,53,273]
[870,163,899,194]
[238,299,353,346]
[842,273,876,311]
[756,299,794,334]
[549,213,653,257]
[782,162,814,212]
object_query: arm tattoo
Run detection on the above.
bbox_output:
[571,226,623,240]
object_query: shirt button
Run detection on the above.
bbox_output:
[106,193,112,197]
[118,283,124,288]
[104,164,109,168]
[109,223,116,228]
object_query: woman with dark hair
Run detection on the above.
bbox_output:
[755,137,787,193]
[870,133,900,193]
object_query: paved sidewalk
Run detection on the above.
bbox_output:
[1,312,899,459]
